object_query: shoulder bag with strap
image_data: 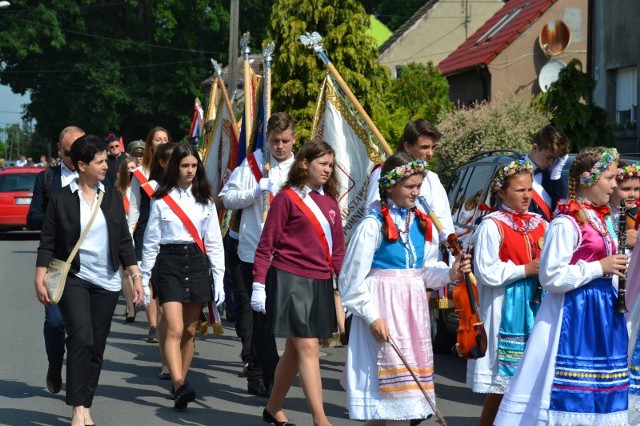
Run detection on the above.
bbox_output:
[160,193,222,333]
[44,190,104,304]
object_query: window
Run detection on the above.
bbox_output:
[616,66,638,126]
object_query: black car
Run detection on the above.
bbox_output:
[432,149,637,354]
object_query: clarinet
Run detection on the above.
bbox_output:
[615,199,628,313]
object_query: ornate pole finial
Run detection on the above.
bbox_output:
[262,42,275,63]
[240,32,251,56]
[299,31,330,65]
[211,59,223,78]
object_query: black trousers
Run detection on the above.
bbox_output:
[57,275,119,407]
[225,235,251,363]
[239,261,280,386]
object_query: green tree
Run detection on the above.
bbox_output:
[373,62,452,146]
[0,1,229,148]
[437,96,551,182]
[267,0,391,142]
[531,59,613,151]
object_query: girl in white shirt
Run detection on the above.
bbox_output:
[141,143,225,410]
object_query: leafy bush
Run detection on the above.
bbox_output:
[436,96,551,181]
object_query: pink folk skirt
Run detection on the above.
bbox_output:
[344,268,435,420]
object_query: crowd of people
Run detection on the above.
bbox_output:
[27,116,640,426]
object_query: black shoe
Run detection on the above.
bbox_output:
[174,382,196,410]
[158,371,171,380]
[147,327,158,343]
[262,408,295,426]
[125,310,136,323]
[46,364,62,394]
[248,377,269,397]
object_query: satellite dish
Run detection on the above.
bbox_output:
[539,20,571,56]
[538,60,566,92]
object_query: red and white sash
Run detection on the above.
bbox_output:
[283,188,333,271]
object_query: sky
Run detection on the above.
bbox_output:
[0,85,29,128]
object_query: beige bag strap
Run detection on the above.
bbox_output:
[63,190,105,265]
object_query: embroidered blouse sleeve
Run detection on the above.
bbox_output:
[473,218,526,287]
[338,216,381,325]
[539,216,604,293]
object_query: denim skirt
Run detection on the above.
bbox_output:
[156,243,212,305]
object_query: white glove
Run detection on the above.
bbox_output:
[213,278,224,307]
[550,154,568,180]
[142,278,151,308]
[251,283,267,314]
[254,178,273,198]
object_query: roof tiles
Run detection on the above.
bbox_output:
[438,0,556,75]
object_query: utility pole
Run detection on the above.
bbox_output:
[228,0,239,114]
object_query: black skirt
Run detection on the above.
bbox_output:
[156,243,212,305]
[265,267,337,339]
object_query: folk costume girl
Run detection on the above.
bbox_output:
[339,153,469,425]
[467,160,547,426]
[495,147,630,425]
[611,162,640,311]
[141,143,225,410]
[251,140,346,426]
[621,166,640,425]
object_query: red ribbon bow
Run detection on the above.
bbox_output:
[380,206,433,242]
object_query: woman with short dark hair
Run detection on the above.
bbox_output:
[34,134,145,426]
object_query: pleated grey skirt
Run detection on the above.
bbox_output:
[265,267,337,339]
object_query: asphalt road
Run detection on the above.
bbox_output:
[0,231,483,425]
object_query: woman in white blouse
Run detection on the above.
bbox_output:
[141,143,225,410]
[35,135,145,426]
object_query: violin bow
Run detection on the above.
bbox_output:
[387,336,447,426]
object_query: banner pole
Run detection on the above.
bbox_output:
[240,32,252,150]
[261,43,275,223]
[300,31,393,156]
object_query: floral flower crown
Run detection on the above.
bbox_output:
[491,160,533,192]
[379,159,428,191]
[617,163,640,182]
[580,147,619,186]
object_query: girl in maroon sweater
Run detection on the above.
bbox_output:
[251,140,346,426]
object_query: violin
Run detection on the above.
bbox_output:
[416,196,487,359]
[448,234,487,359]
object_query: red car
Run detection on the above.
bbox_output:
[0,166,42,231]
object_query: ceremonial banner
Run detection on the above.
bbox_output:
[188,98,204,147]
[237,70,262,166]
[203,92,238,198]
[311,75,385,241]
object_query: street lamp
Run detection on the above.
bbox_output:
[0,1,11,9]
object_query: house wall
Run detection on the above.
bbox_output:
[591,0,639,152]
[377,0,503,75]
[488,0,588,101]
